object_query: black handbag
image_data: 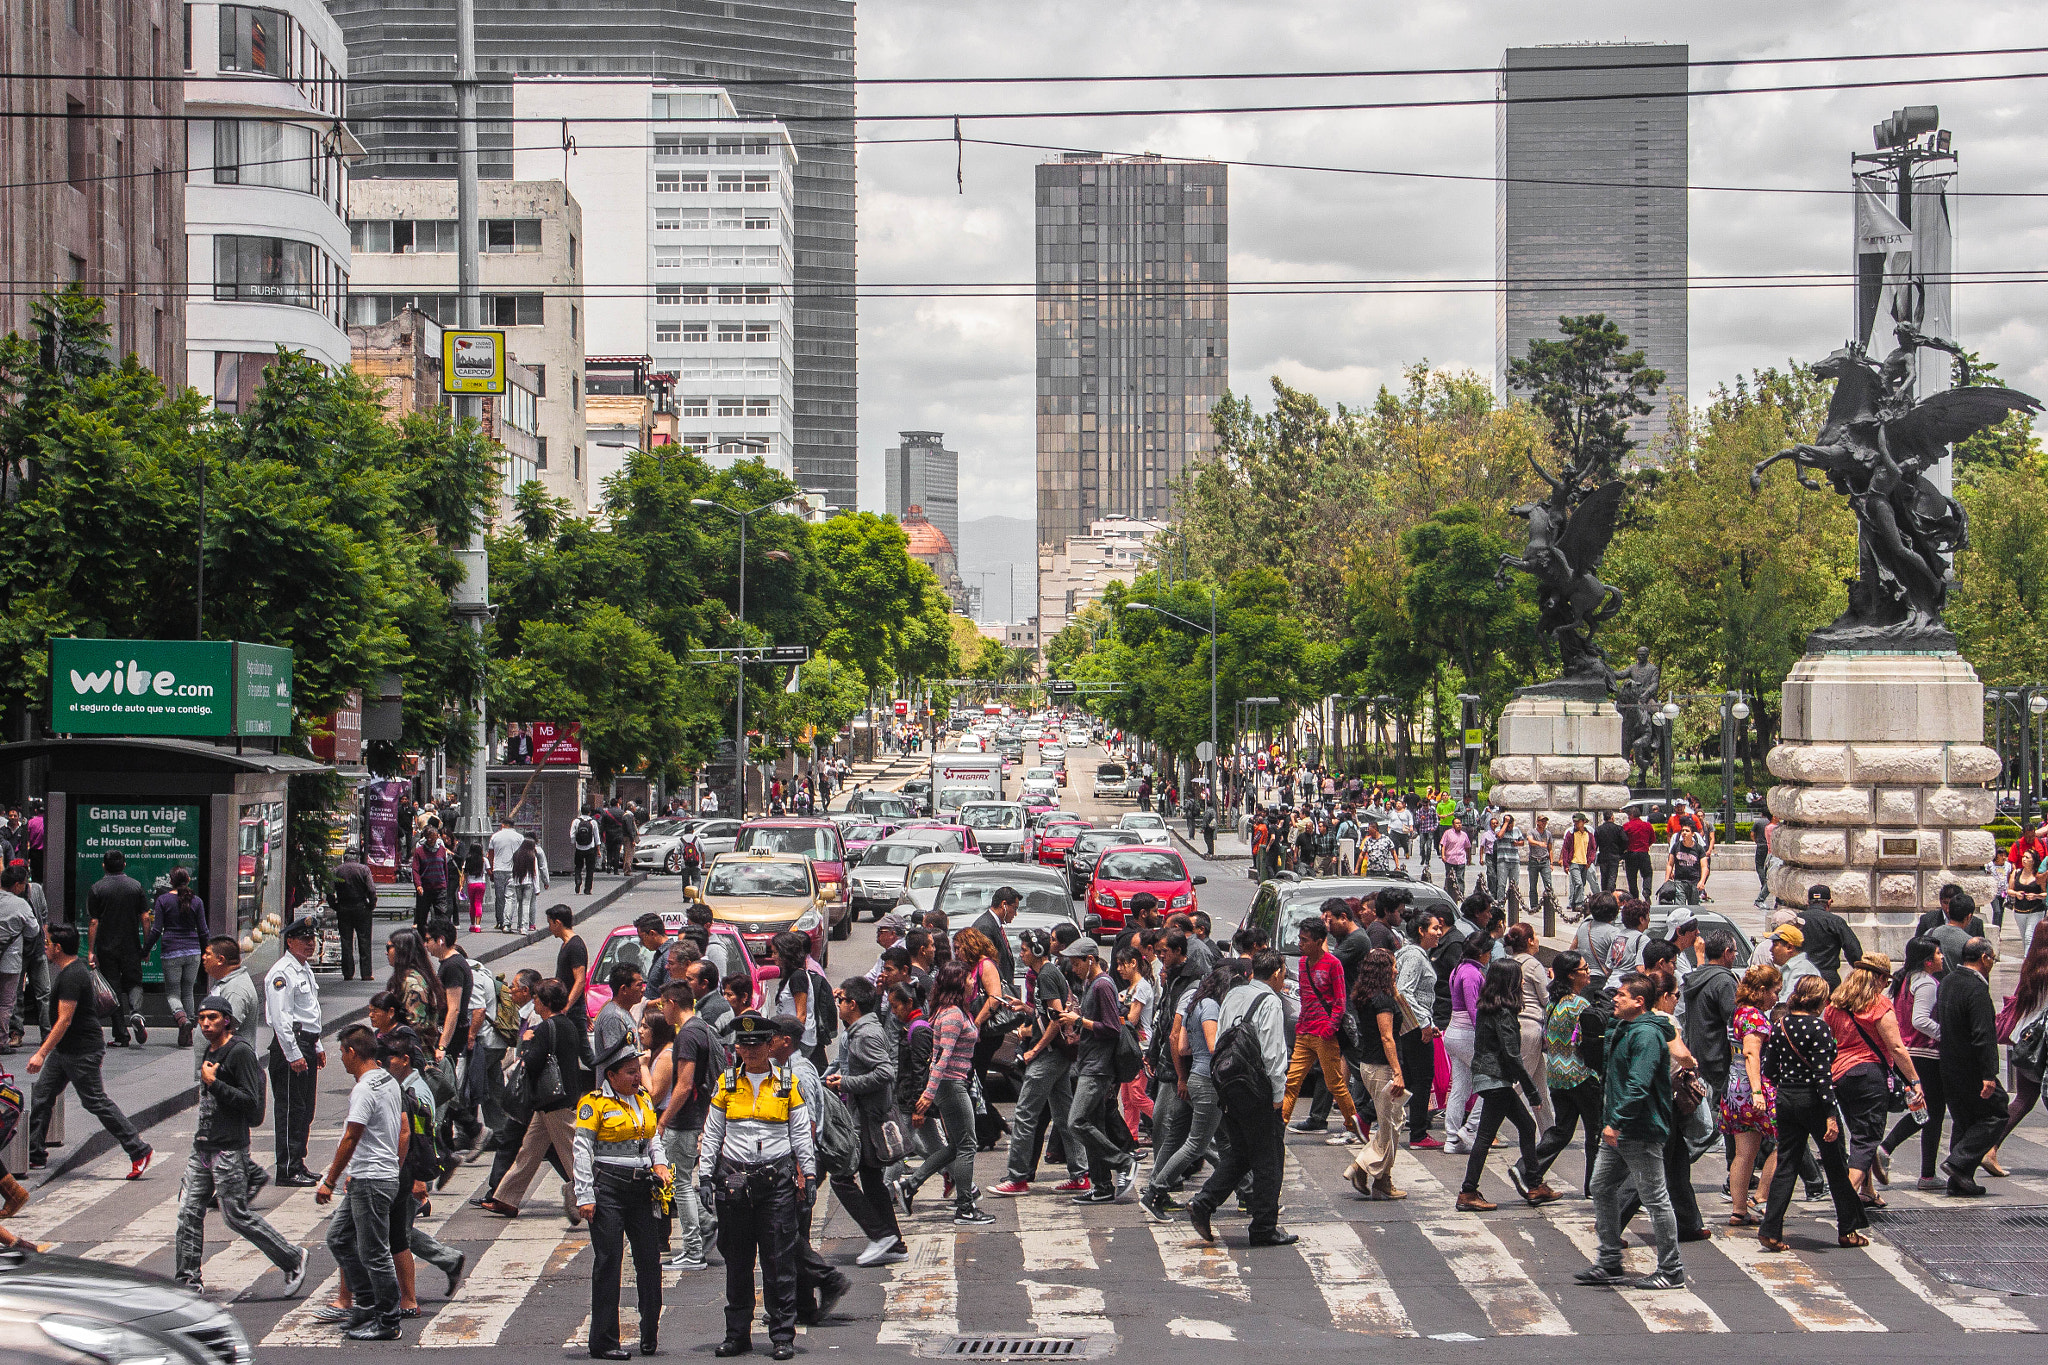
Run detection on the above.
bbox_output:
[525,1020,571,1110]
[1845,1012,1910,1112]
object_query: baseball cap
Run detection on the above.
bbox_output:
[1667,911,1700,936]
[876,912,907,934]
[1806,885,1833,905]
[1771,924,1805,948]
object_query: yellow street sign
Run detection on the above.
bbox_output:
[1463,728,1483,748]
[442,329,508,394]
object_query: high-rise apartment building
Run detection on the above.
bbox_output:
[2,0,185,384]
[346,178,591,511]
[513,82,796,481]
[328,0,857,511]
[884,431,959,554]
[1034,153,1227,552]
[185,0,355,410]
[1496,44,1688,450]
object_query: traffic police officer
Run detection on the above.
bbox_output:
[578,1035,670,1360]
[266,917,324,1185]
[696,1011,814,1361]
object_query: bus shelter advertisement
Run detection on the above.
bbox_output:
[73,802,202,985]
[52,639,234,735]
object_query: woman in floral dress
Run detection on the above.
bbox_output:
[1721,962,1781,1225]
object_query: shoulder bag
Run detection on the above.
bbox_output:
[1844,1010,1910,1112]
[526,1018,571,1111]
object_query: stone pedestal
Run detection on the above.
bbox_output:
[1489,695,1632,830]
[1765,653,1998,956]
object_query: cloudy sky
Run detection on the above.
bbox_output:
[847,0,2048,526]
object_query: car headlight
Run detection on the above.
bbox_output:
[792,910,822,933]
[41,1317,180,1365]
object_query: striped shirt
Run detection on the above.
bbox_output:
[921,1004,974,1103]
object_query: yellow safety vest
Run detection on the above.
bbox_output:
[711,1065,803,1123]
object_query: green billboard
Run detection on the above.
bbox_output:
[73,801,203,986]
[49,638,296,738]
[234,642,295,736]
[51,639,235,735]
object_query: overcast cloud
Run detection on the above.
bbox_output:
[848,0,2048,527]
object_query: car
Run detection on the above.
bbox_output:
[1064,828,1129,898]
[1021,792,1060,820]
[931,862,1072,939]
[1645,905,1755,964]
[582,918,770,1019]
[1020,766,1060,800]
[1114,811,1175,848]
[1066,729,1090,748]
[628,816,695,872]
[1029,816,1092,868]
[839,821,900,866]
[0,1249,253,1365]
[733,817,853,939]
[1093,761,1130,799]
[1237,875,1457,987]
[900,851,988,917]
[1086,845,1205,926]
[1021,723,1044,740]
[955,734,984,753]
[847,835,946,918]
[690,849,831,966]
[958,800,1030,861]
[842,789,921,822]
[898,777,934,813]
[895,820,981,854]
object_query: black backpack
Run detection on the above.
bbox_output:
[399,1081,450,1187]
[1211,992,1278,1113]
[810,970,838,1047]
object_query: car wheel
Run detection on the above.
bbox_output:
[830,908,851,940]
[665,850,683,874]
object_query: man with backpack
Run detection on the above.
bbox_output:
[173,996,309,1296]
[1665,825,1707,906]
[599,800,628,875]
[1187,951,1295,1247]
[570,808,601,895]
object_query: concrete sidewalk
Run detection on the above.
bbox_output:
[27,870,651,1183]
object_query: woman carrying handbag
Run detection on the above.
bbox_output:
[482,978,588,1221]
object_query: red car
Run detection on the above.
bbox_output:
[1086,845,1206,927]
[1029,816,1093,868]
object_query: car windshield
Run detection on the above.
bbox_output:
[1121,814,1165,829]
[736,825,843,861]
[1097,764,1126,780]
[939,875,1060,919]
[846,825,891,842]
[1073,834,1121,856]
[593,934,655,987]
[853,797,916,819]
[706,862,813,898]
[866,843,927,868]
[1275,901,1323,954]
[908,863,957,890]
[960,805,1024,830]
[1096,851,1186,883]
[1025,768,1055,781]
[641,819,687,837]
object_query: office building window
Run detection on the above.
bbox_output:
[683,322,707,342]
[484,293,543,326]
[678,173,707,193]
[745,322,771,342]
[716,397,744,417]
[535,435,548,469]
[716,174,742,192]
[219,5,290,76]
[350,219,458,253]
[573,444,581,478]
[681,398,708,417]
[654,136,679,158]
[716,323,744,342]
[744,397,772,417]
[681,286,708,305]
[655,209,680,231]
[66,100,87,184]
[743,212,772,230]
[213,120,313,192]
[743,173,771,192]
[655,171,679,193]
[655,284,680,304]
[214,234,312,305]
[570,374,579,409]
[656,321,680,342]
[481,218,541,253]
[570,305,578,338]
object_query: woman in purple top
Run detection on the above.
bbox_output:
[1443,932,1489,1153]
[154,867,208,1046]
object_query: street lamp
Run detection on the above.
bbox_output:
[1719,691,1753,837]
[1128,586,1218,812]
[1455,694,1483,803]
[693,495,794,817]
[1652,701,1681,814]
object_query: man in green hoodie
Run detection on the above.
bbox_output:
[1574,971,1685,1290]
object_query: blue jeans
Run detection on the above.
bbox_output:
[1568,864,1594,906]
[328,1176,401,1328]
[663,1127,713,1261]
[1066,1071,1127,1187]
[162,953,203,1023]
[1590,1136,1682,1278]
[1149,1072,1222,1195]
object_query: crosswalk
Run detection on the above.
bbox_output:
[17,1118,2048,1346]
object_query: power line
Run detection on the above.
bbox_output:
[7,66,2046,123]
[9,42,2047,87]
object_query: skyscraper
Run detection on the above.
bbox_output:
[330,0,858,510]
[1496,44,1688,450]
[1034,153,1228,551]
[884,431,959,554]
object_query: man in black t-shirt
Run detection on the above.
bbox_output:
[425,920,480,1146]
[1793,885,1862,989]
[547,905,589,1036]
[27,924,151,1173]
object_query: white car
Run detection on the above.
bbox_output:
[1021,723,1044,740]
[1020,766,1059,800]
[899,851,987,917]
[1115,812,1175,848]
[1040,744,1065,763]
[955,734,984,753]
[1066,730,1090,748]
[848,836,946,918]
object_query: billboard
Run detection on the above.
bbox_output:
[442,329,508,394]
[51,639,235,735]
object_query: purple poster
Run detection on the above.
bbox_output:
[365,778,407,871]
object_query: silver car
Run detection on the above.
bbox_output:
[959,800,1030,861]
[634,817,741,872]
[847,836,945,920]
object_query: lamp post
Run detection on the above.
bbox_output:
[1990,688,2048,829]
[1651,700,1681,815]
[692,495,793,817]
[1720,691,1752,837]
[1455,693,1482,803]
[1128,584,1218,814]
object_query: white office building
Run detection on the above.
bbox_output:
[183,0,357,408]
[514,80,796,477]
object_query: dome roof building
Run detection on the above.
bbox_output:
[898,505,968,614]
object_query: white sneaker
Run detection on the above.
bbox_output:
[281,1247,310,1298]
[855,1237,897,1267]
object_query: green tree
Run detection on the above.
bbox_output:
[1506,314,1665,477]
[488,604,689,783]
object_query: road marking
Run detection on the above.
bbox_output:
[204,1188,329,1300]
[1399,1163,1573,1336]
[1146,1223,1249,1301]
[1012,1191,1097,1271]
[1862,1237,2039,1332]
[561,1242,696,1347]
[1021,1278,1113,1337]
[1709,1229,1887,1331]
[1547,1212,1727,1333]
[877,1233,958,1345]
[15,1153,146,1240]
[413,1219,589,1347]
[93,1184,187,1266]
[1292,1220,1417,1336]
[259,1272,347,1347]
[1167,1317,1235,1339]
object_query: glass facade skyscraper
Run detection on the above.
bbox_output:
[1496,44,1688,452]
[1034,153,1228,552]
[330,0,857,509]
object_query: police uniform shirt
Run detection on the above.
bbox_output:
[266,953,323,1063]
[695,1064,817,1180]
[573,1080,663,1207]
